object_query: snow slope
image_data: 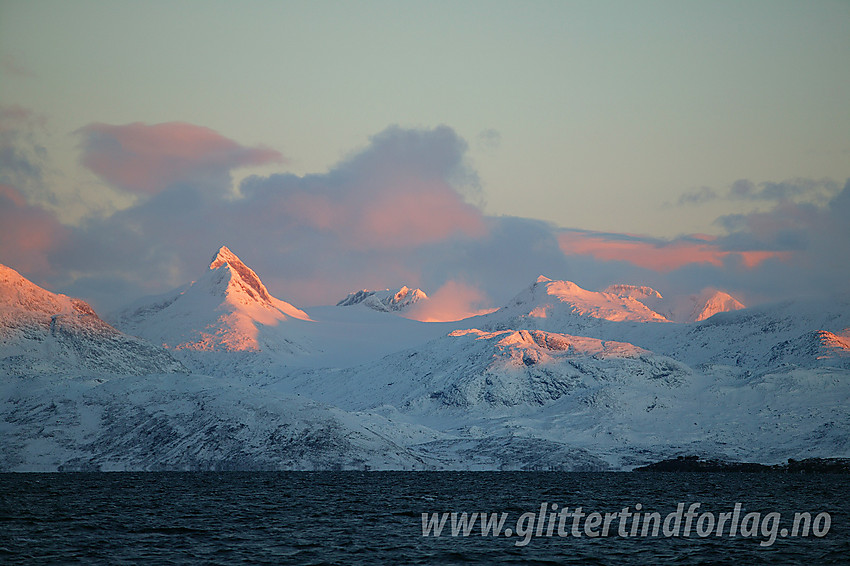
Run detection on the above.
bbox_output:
[0,264,185,377]
[111,247,316,373]
[113,248,457,373]
[638,297,850,372]
[114,246,312,353]
[657,289,747,323]
[263,280,850,468]
[265,321,848,468]
[686,289,746,322]
[0,372,440,471]
[496,276,670,325]
[278,327,687,411]
[604,284,745,323]
[603,284,664,302]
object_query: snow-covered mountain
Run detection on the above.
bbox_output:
[603,284,664,302]
[265,288,849,468]
[0,260,443,471]
[113,246,312,359]
[0,264,185,377]
[686,289,746,322]
[337,286,428,313]
[0,373,439,471]
[661,288,747,322]
[766,329,850,369]
[637,296,850,373]
[604,284,745,322]
[3,262,849,471]
[471,277,672,342]
[279,326,688,411]
[500,276,670,324]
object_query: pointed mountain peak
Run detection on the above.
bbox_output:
[206,245,271,303]
[209,245,242,270]
[393,286,428,303]
[114,248,310,353]
[535,275,553,284]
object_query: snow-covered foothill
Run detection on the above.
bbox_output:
[0,264,185,377]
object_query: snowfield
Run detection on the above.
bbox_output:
[2,250,849,471]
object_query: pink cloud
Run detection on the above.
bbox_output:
[0,184,67,276]
[277,183,485,250]
[353,183,486,249]
[275,180,486,251]
[404,280,497,322]
[241,126,488,251]
[77,122,283,195]
[557,231,789,271]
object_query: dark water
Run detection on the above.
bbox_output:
[1,472,847,564]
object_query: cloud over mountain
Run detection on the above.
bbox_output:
[0,113,847,312]
[47,123,489,308]
[237,125,486,250]
[556,230,787,272]
[77,122,284,195]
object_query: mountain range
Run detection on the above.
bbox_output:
[336,285,429,313]
[2,247,848,471]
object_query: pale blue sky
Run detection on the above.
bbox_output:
[2,1,850,311]
[3,0,848,236]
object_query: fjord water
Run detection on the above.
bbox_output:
[1,472,847,564]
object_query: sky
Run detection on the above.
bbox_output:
[1,0,849,316]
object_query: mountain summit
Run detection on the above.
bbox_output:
[685,289,745,322]
[202,246,309,320]
[113,246,310,353]
[336,286,428,312]
[208,245,274,303]
[503,276,670,323]
[604,284,745,323]
[0,264,185,376]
